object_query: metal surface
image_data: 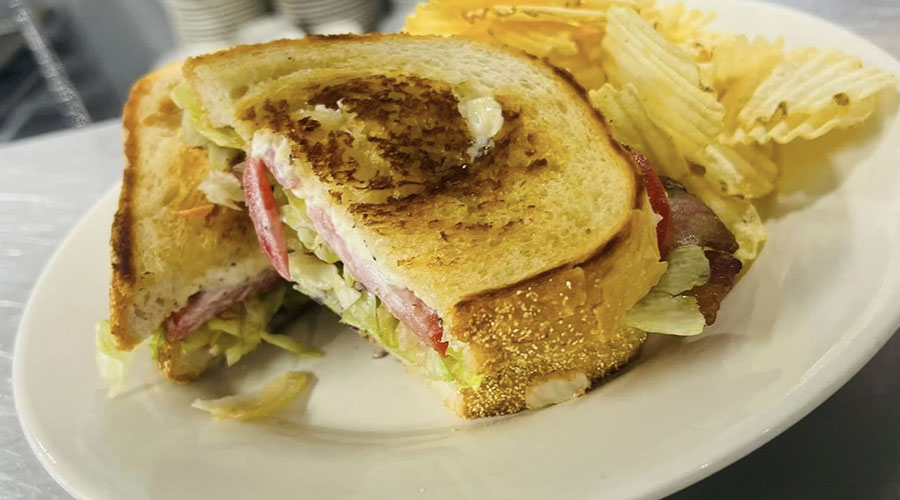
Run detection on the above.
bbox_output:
[10,0,90,128]
[0,1,898,498]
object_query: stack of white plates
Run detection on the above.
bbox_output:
[275,0,381,32]
[163,0,267,44]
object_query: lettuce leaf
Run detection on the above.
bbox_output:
[198,170,244,210]
[148,327,165,362]
[192,371,309,421]
[287,252,360,311]
[281,194,340,264]
[206,143,242,172]
[95,320,134,397]
[170,82,245,149]
[624,292,707,335]
[625,245,709,336]
[654,245,710,295]
[342,292,402,351]
[261,332,321,357]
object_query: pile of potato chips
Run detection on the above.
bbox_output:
[405,0,899,264]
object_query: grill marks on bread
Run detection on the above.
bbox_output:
[242,73,551,249]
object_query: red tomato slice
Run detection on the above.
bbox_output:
[629,150,673,258]
[243,157,291,280]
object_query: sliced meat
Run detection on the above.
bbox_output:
[164,270,282,342]
[686,250,742,325]
[258,145,301,189]
[662,177,739,254]
[306,204,448,356]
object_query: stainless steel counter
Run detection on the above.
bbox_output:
[1,1,898,498]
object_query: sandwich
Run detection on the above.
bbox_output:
[171,34,742,418]
[96,63,311,390]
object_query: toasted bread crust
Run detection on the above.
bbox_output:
[110,70,165,349]
[449,200,666,417]
[110,64,271,354]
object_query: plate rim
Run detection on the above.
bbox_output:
[12,1,900,498]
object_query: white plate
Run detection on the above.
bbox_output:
[13,0,900,498]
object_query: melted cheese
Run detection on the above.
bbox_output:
[458,96,504,160]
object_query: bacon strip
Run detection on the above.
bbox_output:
[662,177,738,254]
[660,177,742,324]
[687,250,742,325]
[164,270,281,342]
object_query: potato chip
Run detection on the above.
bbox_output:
[711,35,785,133]
[731,48,898,143]
[405,0,640,36]
[550,50,607,90]
[680,175,768,264]
[643,2,716,45]
[686,142,775,199]
[727,95,878,145]
[603,6,724,157]
[589,83,689,180]
[487,21,579,57]
[467,5,608,26]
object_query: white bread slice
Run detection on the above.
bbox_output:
[183,35,666,416]
[110,64,273,380]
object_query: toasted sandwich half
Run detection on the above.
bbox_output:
[175,35,741,417]
[103,64,309,383]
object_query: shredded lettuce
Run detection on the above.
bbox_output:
[192,371,310,421]
[198,170,244,210]
[170,82,245,149]
[207,143,242,172]
[654,245,710,295]
[260,332,321,357]
[425,349,452,381]
[179,286,318,367]
[281,194,340,264]
[206,317,241,336]
[625,245,710,336]
[287,252,360,312]
[445,347,485,389]
[342,293,399,350]
[95,320,134,397]
[342,294,483,389]
[148,327,165,362]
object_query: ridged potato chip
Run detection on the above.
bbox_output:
[466,5,608,26]
[589,83,689,180]
[405,0,648,36]
[728,95,878,145]
[686,142,776,199]
[730,48,898,143]
[643,2,716,44]
[712,35,785,133]
[487,21,579,57]
[603,6,724,157]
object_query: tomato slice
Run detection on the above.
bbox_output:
[628,150,673,258]
[243,157,291,280]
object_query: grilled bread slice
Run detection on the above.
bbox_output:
[183,35,666,416]
[110,64,276,380]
